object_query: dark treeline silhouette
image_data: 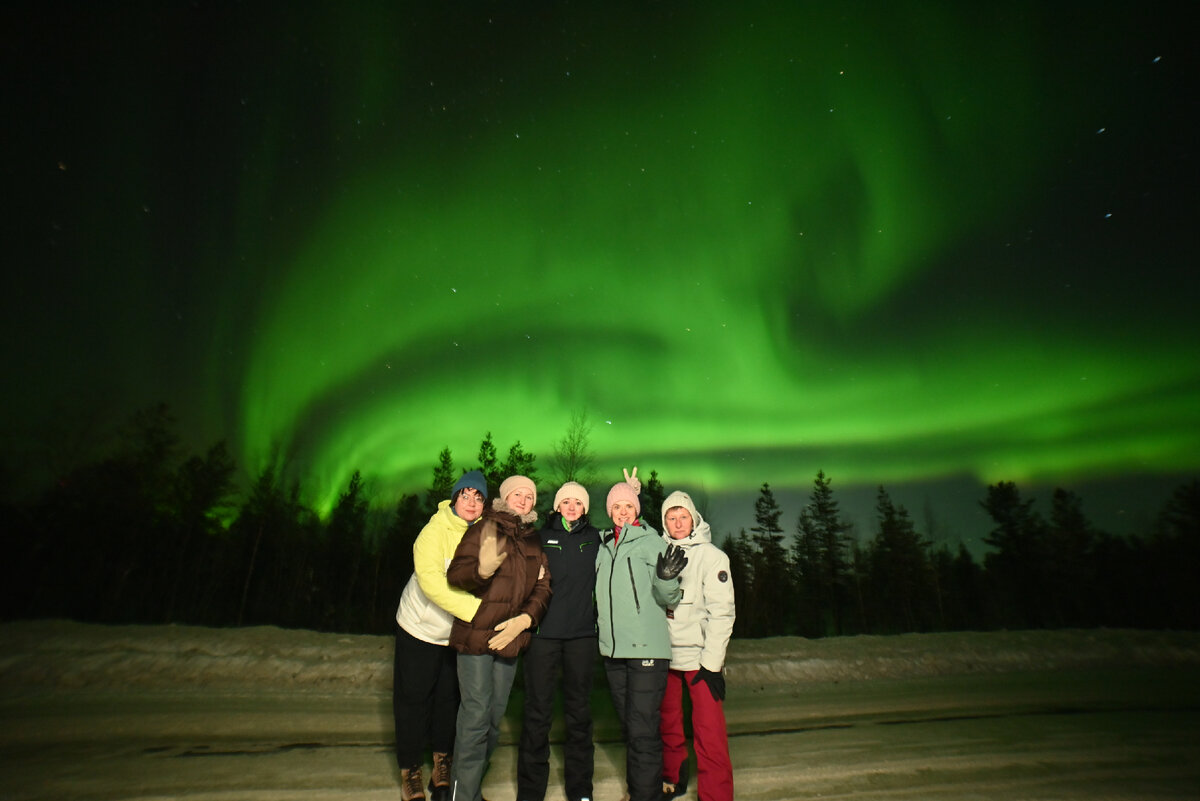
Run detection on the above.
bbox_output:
[727,474,1200,638]
[2,404,1197,637]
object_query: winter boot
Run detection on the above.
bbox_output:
[400,765,426,801]
[427,751,451,801]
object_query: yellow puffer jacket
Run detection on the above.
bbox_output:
[394,500,483,645]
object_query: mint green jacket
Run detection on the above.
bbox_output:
[595,519,682,659]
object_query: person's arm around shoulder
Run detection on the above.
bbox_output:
[486,543,550,652]
[448,518,502,592]
[413,518,482,623]
[521,549,553,627]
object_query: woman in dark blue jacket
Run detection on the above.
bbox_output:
[517,481,601,801]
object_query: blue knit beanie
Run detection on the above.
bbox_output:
[452,470,488,501]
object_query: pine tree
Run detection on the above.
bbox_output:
[477,434,501,497]
[1148,479,1200,628]
[163,440,237,622]
[794,471,853,637]
[109,403,183,622]
[475,436,539,501]
[1158,479,1200,541]
[752,483,783,545]
[866,486,933,633]
[231,465,316,628]
[750,483,790,636]
[790,511,822,637]
[931,542,985,630]
[501,441,537,486]
[981,481,1049,628]
[324,471,369,631]
[1045,488,1097,626]
[428,447,456,514]
[724,529,756,638]
[642,469,666,526]
[118,402,181,502]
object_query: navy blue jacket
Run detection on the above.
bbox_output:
[534,512,600,639]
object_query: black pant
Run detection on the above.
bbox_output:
[604,656,669,801]
[392,623,459,769]
[517,636,598,801]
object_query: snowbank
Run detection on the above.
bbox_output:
[727,628,1200,686]
[2,620,1199,694]
[0,620,391,693]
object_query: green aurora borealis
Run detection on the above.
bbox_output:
[7,2,1198,537]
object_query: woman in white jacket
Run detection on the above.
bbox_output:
[658,490,735,801]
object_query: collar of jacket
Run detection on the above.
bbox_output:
[662,519,713,547]
[553,511,590,532]
[492,496,539,525]
[604,520,647,545]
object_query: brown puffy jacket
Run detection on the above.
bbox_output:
[446,501,552,657]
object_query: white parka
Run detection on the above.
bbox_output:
[661,491,736,672]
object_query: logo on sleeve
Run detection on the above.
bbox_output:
[717,570,729,583]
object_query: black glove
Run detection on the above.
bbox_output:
[655,543,688,580]
[691,666,726,701]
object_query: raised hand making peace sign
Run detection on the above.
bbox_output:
[622,466,641,495]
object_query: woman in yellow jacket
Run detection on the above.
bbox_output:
[393,470,488,801]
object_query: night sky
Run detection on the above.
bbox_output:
[5,2,1198,548]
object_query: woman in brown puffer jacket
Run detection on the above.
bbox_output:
[446,475,551,801]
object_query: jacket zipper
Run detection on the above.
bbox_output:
[626,557,641,613]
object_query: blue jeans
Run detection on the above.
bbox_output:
[452,652,518,801]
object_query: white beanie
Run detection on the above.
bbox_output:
[662,490,703,532]
[498,475,537,506]
[553,481,590,514]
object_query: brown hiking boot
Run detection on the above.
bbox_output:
[400,765,426,801]
[428,751,451,801]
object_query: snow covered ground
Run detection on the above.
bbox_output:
[2,621,1199,800]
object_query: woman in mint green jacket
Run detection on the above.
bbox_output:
[594,469,687,801]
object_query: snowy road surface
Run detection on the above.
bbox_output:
[2,622,1199,800]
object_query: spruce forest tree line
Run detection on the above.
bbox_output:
[1,404,1196,637]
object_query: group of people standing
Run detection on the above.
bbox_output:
[392,467,735,801]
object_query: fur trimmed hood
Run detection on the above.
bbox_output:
[493,496,539,525]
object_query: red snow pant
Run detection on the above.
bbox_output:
[660,668,734,801]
